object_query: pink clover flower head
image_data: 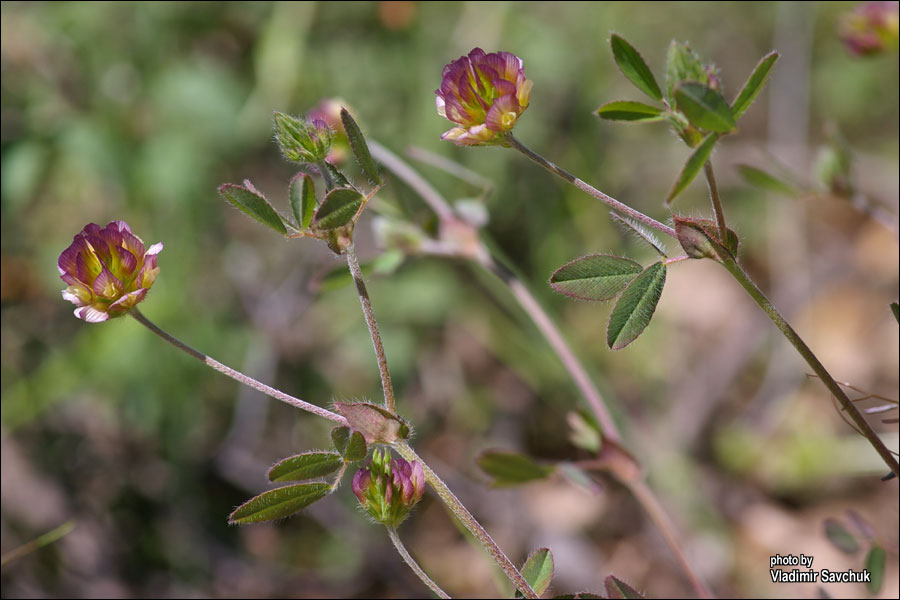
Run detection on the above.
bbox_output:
[436,48,533,146]
[58,221,162,323]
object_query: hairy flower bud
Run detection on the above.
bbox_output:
[274,111,335,163]
[58,221,162,323]
[352,449,425,527]
[435,48,533,146]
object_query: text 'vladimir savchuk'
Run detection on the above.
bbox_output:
[770,554,872,583]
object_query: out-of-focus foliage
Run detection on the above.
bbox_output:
[2,2,897,598]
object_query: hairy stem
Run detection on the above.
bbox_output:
[393,441,539,599]
[719,258,900,477]
[627,480,712,599]
[703,162,728,241]
[505,134,676,239]
[129,308,348,426]
[346,243,397,414]
[387,526,452,599]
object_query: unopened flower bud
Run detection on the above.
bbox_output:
[58,221,162,322]
[274,112,334,163]
[352,449,425,527]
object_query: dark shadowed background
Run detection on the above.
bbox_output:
[2,2,898,598]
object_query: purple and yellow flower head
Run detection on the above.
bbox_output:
[58,221,162,323]
[840,1,899,56]
[435,48,533,146]
[352,448,425,527]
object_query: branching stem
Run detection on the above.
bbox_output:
[505,134,676,239]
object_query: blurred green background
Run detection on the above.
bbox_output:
[1,2,898,598]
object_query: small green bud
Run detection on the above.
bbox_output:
[273,112,334,163]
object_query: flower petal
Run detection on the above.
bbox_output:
[74,304,110,323]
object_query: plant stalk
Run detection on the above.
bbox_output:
[719,258,900,477]
[393,441,539,599]
[505,134,676,239]
[478,253,621,444]
[346,243,397,415]
[627,480,712,598]
[387,526,452,599]
[129,308,348,426]
[373,140,713,597]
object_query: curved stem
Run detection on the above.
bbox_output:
[129,308,348,426]
[719,258,900,477]
[387,526,452,599]
[393,441,539,599]
[703,162,728,241]
[346,243,397,414]
[627,480,712,599]
[478,253,622,444]
[505,134,676,239]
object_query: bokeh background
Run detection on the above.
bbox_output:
[2,1,898,598]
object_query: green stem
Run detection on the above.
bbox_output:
[387,526,452,599]
[719,258,900,477]
[393,441,539,599]
[703,162,728,241]
[346,243,397,414]
[129,308,349,426]
[505,134,676,239]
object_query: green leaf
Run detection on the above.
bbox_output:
[322,161,350,191]
[666,132,718,204]
[476,450,554,487]
[520,548,554,597]
[549,254,643,301]
[268,452,343,482]
[218,182,288,235]
[611,213,668,257]
[610,34,662,101]
[865,545,885,594]
[737,165,797,196]
[228,483,331,524]
[605,575,645,599]
[344,431,367,462]
[675,82,736,133]
[331,426,351,454]
[731,51,779,120]
[891,302,899,324]
[341,108,381,185]
[823,519,859,554]
[312,187,363,231]
[289,172,317,230]
[596,101,665,122]
[607,262,666,350]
